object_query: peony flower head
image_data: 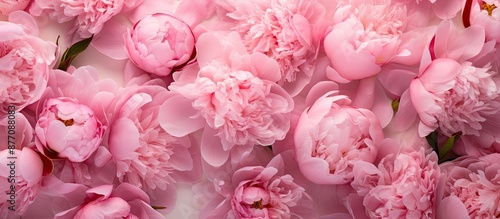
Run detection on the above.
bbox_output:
[108,85,194,207]
[410,58,500,138]
[324,0,414,81]
[352,148,440,219]
[54,183,164,219]
[471,0,500,43]
[215,0,327,95]
[199,154,316,219]
[30,0,143,39]
[439,153,500,218]
[161,31,293,167]
[125,12,195,76]
[35,97,105,162]
[0,148,45,217]
[294,91,383,184]
[0,11,56,117]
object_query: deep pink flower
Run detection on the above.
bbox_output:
[439,153,500,218]
[294,91,383,184]
[0,11,56,117]
[125,12,195,76]
[108,85,194,208]
[34,97,105,162]
[215,0,327,95]
[54,183,164,219]
[199,154,316,219]
[160,32,293,167]
[351,148,440,218]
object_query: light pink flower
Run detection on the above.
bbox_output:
[0,147,45,217]
[0,0,31,15]
[294,91,383,185]
[439,153,500,218]
[108,85,194,208]
[324,0,424,82]
[160,32,293,167]
[410,58,500,138]
[34,97,105,162]
[29,0,143,38]
[471,0,500,43]
[215,0,327,96]
[199,154,316,219]
[0,11,56,117]
[351,148,440,219]
[54,183,164,219]
[125,12,195,76]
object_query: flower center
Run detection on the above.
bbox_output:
[59,118,75,126]
[482,2,497,16]
[251,199,263,209]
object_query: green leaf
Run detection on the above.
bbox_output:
[439,132,461,160]
[57,35,94,71]
[425,130,439,153]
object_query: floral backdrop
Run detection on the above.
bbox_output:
[1,0,500,218]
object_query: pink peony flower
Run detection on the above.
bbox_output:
[34,97,105,162]
[0,147,45,217]
[470,0,500,43]
[124,12,195,76]
[160,31,293,167]
[351,148,440,219]
[215,0,327,96]
[0,11,56,117]
[54,183,164,219]
[29,0,143,38]
[409,58,500,138]
[0,0,31,15]
[108,85,194,208]
[199,154,316,219]
[324,0,421,82]
[294,91,383,185]
[439,153,500,218]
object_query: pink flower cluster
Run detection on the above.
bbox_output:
[1,0,500,218]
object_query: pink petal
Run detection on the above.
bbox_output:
[200,127,229,167]
[92,19,129,60]
[108,117,141,160]
[159,94,205,137]
[436,196,471,219]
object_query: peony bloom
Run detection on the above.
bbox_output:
[0,0,31,15]
[324,0,423,82]
[409,58,500,138]
[0,11,56,117]
[351,148,440,219]
[54,183,164,219]
[199,154,316,219]
[29,0,143,38]
[439,153,500,218]
[34,97,105,162]
[161,31,293,167]
[108,85,194,207]
[470,0,500,43]
[125,12,195,76]
[294,91,383,184]
[215,0,327,95]
[0,148,45,217]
